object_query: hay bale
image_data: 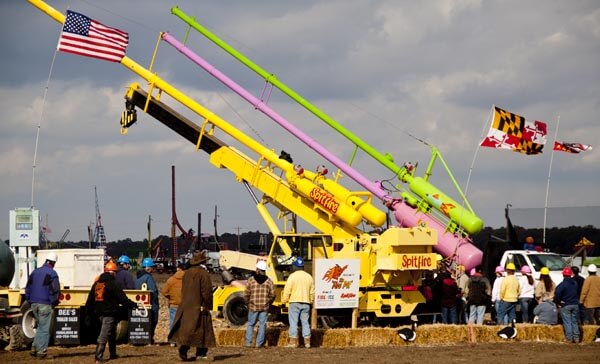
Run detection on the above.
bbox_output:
[214,324,600,347]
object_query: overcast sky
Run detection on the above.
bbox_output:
[1,0,598,243]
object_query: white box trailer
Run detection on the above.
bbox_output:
[1,248,152,349]
[36,249,104,289]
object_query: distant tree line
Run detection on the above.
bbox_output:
[6,225,597,259]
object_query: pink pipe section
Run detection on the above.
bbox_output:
[162,33,482,270]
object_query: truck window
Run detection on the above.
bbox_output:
[528,254,566,272]
[512,254,528,272]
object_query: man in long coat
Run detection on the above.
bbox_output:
[168,251,216,361]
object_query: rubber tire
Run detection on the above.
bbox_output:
[223,291,248,327]
[17,304,36,348]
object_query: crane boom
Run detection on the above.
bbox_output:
[123,84,372,239]
[169,8,483,235]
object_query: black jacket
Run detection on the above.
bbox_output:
[86,272,137,317]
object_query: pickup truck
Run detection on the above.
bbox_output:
[499,250,570,285]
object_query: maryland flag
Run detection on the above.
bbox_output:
[480,106,547,155]
[553,141,592,154]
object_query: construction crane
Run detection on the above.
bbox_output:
[93,185,107,249]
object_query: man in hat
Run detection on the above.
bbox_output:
[86,261,137,363]
[281,257,314,348]
[116,255,135,289]
[26,252,61,359]
[555,267,580,343]
[168,251,216,361]
[580,263,600,324]
[498,263,520,325]
[244,260,275,348]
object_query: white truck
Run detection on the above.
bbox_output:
[0,247,150,350]
[498,249,582,285]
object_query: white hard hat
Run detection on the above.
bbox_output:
[588,264,597,273]
[46,252,58,263]
[256,260,268,271]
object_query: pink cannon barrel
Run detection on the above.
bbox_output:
[393,203,482,271]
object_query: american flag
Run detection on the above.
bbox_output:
[58,10,128,62]
[553,141,592,154]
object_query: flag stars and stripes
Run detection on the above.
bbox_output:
[58,10,128,62]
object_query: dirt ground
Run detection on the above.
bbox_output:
[3,272,600,363]
[1,342,599,364]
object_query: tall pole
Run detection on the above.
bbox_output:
[197,212,202,251]
[171,165,178,265]
[147,215,152,257]
[543,116,560,245]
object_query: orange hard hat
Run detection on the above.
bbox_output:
[104,261,118,272]
[525,236,534,243]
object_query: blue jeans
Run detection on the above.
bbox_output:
[441,306,457,324]
[31,303,53,355]
[245,310,269,347]
[168,307,177,343]
[494,301,503,323]
[519,297,534,323]
[288,302,311,339]
[469,305,486,325]
[497,301,516,325]
[560,304,580,341]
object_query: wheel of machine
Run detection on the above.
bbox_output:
[223,291,248,327]
[17,303,36,347]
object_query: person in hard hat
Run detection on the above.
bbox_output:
[25,252,61,360]
[518,265,536,323]
[162,262,186,346]
[168,251,216,361]
[580,264,600,324]
[244,260,275,348]
[491,266,505,324]
[571,266,586,324]
[554,267,580,343]
[135,257,159,344]
[86,261,137,363]
[115,255,135,289]
[281,257,315,348]
[498,262,520,325]
[535,267,556,303]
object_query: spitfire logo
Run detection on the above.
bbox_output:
[322,264,351,289]
[309,188,340,213]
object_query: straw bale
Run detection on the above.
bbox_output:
[214,324,600,347]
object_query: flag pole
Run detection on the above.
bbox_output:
[543,115,560,245]
[464,105,494,197]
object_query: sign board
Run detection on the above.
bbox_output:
[9,208,39,247]
[315,258,360,309]
[53,308,80,345]
[128,308,151,345]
